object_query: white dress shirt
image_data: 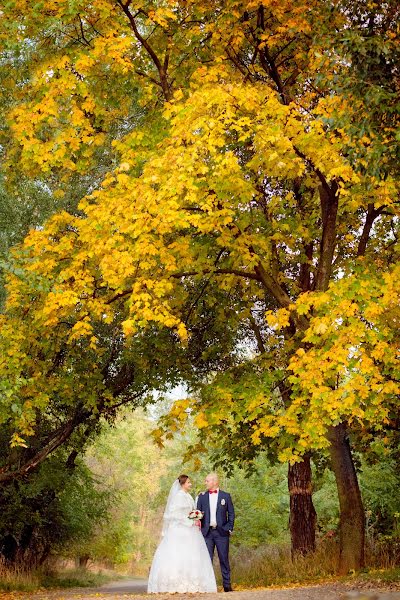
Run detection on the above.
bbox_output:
[209,488,219,527]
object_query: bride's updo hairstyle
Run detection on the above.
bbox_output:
[178,474,189,486]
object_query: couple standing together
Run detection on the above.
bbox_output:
[148,473,235,593]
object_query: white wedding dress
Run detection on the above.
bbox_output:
[147,485,217,593]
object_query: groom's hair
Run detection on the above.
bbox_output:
[208,472,219,485]
[178,474,189,485]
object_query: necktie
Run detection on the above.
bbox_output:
[209,490,218,494]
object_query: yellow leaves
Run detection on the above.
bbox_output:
[194,412,209,429]
[364,303,385,320]
[10,433,28,448]
[88,33,134,73]
[176,322,188,342]
[266,308,291,329]
[164,76,360,195]
[53,189,66,199]
[148,6,177,27]
[75,54,96,72]
[152,397,195,444]
[68,318,94,343]
[171,399,191,414]
[251,416,280,443]
[116,172,130,186]
[173,88,184,102]
[281,266,400,447]
[311,319,329,336]
[5,37,132,179]
[8,73,102,176]
[278,448,305,464]
[151,426,166,448]
[121,319,135,338]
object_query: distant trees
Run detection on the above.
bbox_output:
[0,440,110,567]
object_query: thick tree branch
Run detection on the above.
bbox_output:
[0,409,89,483]
[289,149,340,292]
[0,382,146,483]
[254,6,292,104]
[116,0,172,101]
[357,203,384,257]
[254,262,309,331]
[292,179,314,292]
[249,313,266,353]
[299,242,314,292]
[292,145,332,196]
[254,261,291,307]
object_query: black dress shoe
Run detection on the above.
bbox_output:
[224,586,233,592]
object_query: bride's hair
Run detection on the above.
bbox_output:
[178,474,189,486]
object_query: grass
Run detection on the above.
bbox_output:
[229,539,400,590]
[349,566,400,587]
[0,561,122,592]
[0,561,40,592]
[1,540,400,593]
[40,568,121,589]
[230,540,339,589]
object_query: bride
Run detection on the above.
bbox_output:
[147,474,217,593]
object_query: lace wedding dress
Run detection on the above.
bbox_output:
[147,486,217,593]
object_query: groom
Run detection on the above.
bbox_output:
[196,472,235,592]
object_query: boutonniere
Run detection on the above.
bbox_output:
[221,499,226,505]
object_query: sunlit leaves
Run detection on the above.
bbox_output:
[0,0,398,459]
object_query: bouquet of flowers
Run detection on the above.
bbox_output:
[188,509,203,521]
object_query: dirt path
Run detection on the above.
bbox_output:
[2,581,400,600]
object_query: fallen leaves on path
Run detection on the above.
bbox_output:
[1,583,400,600]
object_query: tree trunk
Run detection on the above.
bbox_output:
[78,554,90,568]
[288,453,316,557]
[328,422,365,574]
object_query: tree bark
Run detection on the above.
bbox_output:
[327,423,365,573]
[78,555,90,568]
[0,411,88,483]
[357,203,384,256]
[288,454,316,557]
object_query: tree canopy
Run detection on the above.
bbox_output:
[1,0,398,451]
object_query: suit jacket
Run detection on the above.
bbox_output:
[196,489,235,537]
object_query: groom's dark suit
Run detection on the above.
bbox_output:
[197,490,235,591]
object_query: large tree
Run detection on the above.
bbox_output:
[0,0,398,573]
